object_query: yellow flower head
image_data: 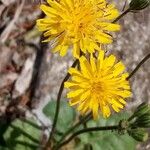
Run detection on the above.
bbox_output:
[65,51,131,119]
[37,0,120,58]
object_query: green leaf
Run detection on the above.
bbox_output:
[3,119,41,150]
[43,100,76,134]
[0,122,10,147]
[0,146,8,150]
[76,112,137,150]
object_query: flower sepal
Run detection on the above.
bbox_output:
[129,0,150,11]
[128,128,148,142]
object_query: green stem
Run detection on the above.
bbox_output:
[127,53,150,80]
[45,59,79,149]
[112,8,131,23]
[126,53,150,122]
[55,125,119,150]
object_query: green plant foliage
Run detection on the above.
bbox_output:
[3,119,41,150]
[0,146,8,150]
[0,122,10,148]
[43,100,76,134]
[75,112,137,150]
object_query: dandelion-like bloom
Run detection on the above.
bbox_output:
[37,0,120,58]
[65,51,131,119]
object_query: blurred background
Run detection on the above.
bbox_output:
[0,0,149,150]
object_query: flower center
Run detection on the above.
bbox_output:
[63,1,97,38]
[91,81,104,95]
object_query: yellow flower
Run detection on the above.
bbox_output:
[36,0,120,58]
[65,51,131,119]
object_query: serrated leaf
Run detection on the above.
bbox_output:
[0,122,9,147]
[3,119,41,150]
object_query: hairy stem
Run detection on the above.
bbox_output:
[55,125,118,150]
[45,59,79,149]
[127,53,150,80]
[112,8,131,23]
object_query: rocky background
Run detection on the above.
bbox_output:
[0,0,149,149]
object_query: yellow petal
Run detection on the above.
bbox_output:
[112,105,120,112]
[103,54,116,69]
[102,105,111,118]
[118,98,126,104]
[79,56,93,78]
[67,89,84,98]
[72,76,87,83]
[73,42,80,58]
[98,23,120,31]
[40,5,58,16]
[47,0,62,10]
[68,68,81,76]
[80,39,86,53]
[110,99,124,109]
[69,98,80,106]
[111,90,132,98]
[122,73,129,79]
[113,62,125,76]
[90,54,97,73]
[52,45,61,53]
[64,81,79,88]
[80,90,91,101]
[63,0,74,10]
[88,41,101,53]
[97,50,105,70]
[92,100,99,120]
[77,100,89,112]
[60,45,69,56]
[95,33,112,44]
[104,4,119,20]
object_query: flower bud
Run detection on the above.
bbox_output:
[134,114,150,128]
[129,103,150,121]
[129,0,150,10]
[128,128,148,142]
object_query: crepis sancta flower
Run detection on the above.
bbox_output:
[65,51,131,119]
[36,0,120,58]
